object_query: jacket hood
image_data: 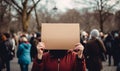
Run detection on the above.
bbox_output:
[23,42,31,49]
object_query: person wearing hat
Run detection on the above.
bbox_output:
[84,29,106,71]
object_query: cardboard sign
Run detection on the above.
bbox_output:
[41,23,80,50]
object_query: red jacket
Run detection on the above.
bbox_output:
[32,51,86,71]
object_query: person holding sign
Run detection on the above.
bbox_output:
[31,23,86,71]
[31,42,86,71]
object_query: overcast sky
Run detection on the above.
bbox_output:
[38,0,88,12]
[38,0,120,12]
[40,0,86,12]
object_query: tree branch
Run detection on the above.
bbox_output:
[32,0,41,30]
[107,0,119,11]
[11,0,23,12]
[13,5,22,15]
[27,0,41,15]
[4,0,22,15]
[22,0,28,9]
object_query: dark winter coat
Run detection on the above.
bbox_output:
[84,38,106,71]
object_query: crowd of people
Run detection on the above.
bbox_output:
[0,29,120,71]
[0,33,16,71]
[81,29,120,71]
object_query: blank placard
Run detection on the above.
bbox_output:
[41,23,80,50]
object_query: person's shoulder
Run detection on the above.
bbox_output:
[26,42,32,46]
[19,43,24,46]
[96,38,103,44]
[86,39,95,45]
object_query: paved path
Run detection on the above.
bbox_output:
[2,57,117,71]
[2,57,33,71]
[102,61,116,71]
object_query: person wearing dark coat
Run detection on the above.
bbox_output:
[1,34,14,71]
[104,33,114,66]
[0,34,5,71]
[84,29,106,71]
[31,42,86,71]
[112,32,120,66]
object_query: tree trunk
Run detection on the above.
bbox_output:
[99,10,104,32]
[34,6,41,31]
[21,4,31,32]
[100,15,103,32]
[22,12,30,32]
[22,19,29,32]
[100,21,103,32]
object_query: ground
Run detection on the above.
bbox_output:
[2,57,117,71]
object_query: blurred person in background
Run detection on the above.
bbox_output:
[112,32,120,66]
[84,29,106,71]
[11,34,18,57]
[17,36,31,71]
[116,32,120,71]
[0,33,14,71]
[80,31,89,46]
[104,32,114,66]
[99,32,105,41]
[0,33,5,71]
[30,32,41,60]
[4,33,15,71]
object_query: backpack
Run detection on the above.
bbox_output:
[5,39,15,60]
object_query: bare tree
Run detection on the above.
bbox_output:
[0,0,11,32]
[95,0,119,32]
[93,0,119,32]
[115,10,120,30]
[4,0,41,32]
[59,9,81,23]
[32,0,41,31]
[79,8,95,31]
[75,0,119,32]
